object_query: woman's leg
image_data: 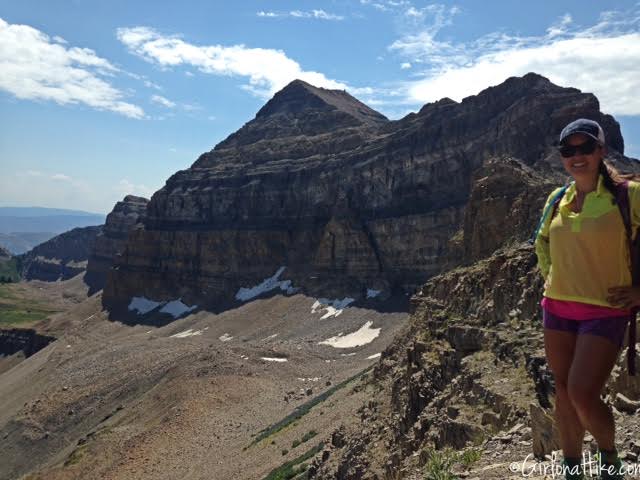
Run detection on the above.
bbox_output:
[567,333,621,451]
[544,328,584,458]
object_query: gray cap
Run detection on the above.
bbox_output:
[559,118,605,145]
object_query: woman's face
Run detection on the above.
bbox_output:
[560,133,604,181]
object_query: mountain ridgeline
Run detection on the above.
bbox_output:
[3,73,640,480]
[102,73,633,314]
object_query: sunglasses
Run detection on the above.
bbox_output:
[558,139,599,158]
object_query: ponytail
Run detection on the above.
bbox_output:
[599,160,619,197]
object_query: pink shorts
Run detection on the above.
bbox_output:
[542,308,629,349]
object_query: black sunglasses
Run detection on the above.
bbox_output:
[558,139,599,158]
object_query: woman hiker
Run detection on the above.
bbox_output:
[534,118,639,480]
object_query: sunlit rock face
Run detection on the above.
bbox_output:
[103,73,631,311]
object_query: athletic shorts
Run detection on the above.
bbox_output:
[542,308,630,349]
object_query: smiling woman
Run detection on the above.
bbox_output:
[534,118,640,480]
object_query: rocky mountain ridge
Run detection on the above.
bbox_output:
[2,72,640,480]
[104,73,633,317]
[17,226,102,282]
[84,195,148,294]
[309,241,640,479]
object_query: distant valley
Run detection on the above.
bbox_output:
[0,207,105,254]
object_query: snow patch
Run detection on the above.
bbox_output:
[367,353,382,359]
[366,288,381,298]
[340,352,357,357]
[311,297,355,319]
[159,299,197,318]
[170,329,202,338]
[319,321,381,348]
[235,266,299,302]
[219,333,233,342]
[128,296,162,314]
[128,296,196,318]
[297,377,321,382]
[261,357,288,362]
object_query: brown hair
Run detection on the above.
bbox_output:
[599,158,640,199]
[599,160,621,196]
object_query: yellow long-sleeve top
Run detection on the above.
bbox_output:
[535,174,640,307]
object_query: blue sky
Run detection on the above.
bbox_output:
[1,0,639,213]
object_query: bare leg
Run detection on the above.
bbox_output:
[567,333,621,451]
[544,328,584,457]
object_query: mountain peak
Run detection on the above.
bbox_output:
[255,79,387,125]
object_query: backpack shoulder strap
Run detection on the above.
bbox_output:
[614,180,637,376]
[615,180,632,239]
[529,185,568,245]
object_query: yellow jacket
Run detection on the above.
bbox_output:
[535,175,640,307]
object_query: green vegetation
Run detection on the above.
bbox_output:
[0,257,20,282]
[422,448,459,480]
[248,366,372,447]
[64,444,88,467]
[292,430,317,449]
[419,446,483,480]
[262,442,324,480]
[0,284,60,326]
[458,447,482,469]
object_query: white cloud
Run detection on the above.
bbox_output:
[0,17,144,118]
[51,173,72,181]
[144,79,162,90]
[6,171,97,210]
[151,94,176,108]
[258,9,344,20]
[388,7,640,115]
[360,0,411,13]
[116,179,155,199]
[400,62,411,69]
[117,26,348,98]
[182,103,201,112]
[4,171,159,213]
[547,13,572,38]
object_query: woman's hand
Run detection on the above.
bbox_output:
[607,286,640,309]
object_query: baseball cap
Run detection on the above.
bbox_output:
[559,118,605,145]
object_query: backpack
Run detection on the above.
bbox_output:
[530,181,638,376]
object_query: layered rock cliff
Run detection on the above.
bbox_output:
[103,73,629,314]
[84,195,148,294]
[17,226,102,281]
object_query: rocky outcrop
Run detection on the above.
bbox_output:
[0,246,11,260]
[17,226,102,281]
[84,195,148,294]
[103,73,634,313]
[309,240,640,478]
[307,243,544,478]
[0,328,56,357]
